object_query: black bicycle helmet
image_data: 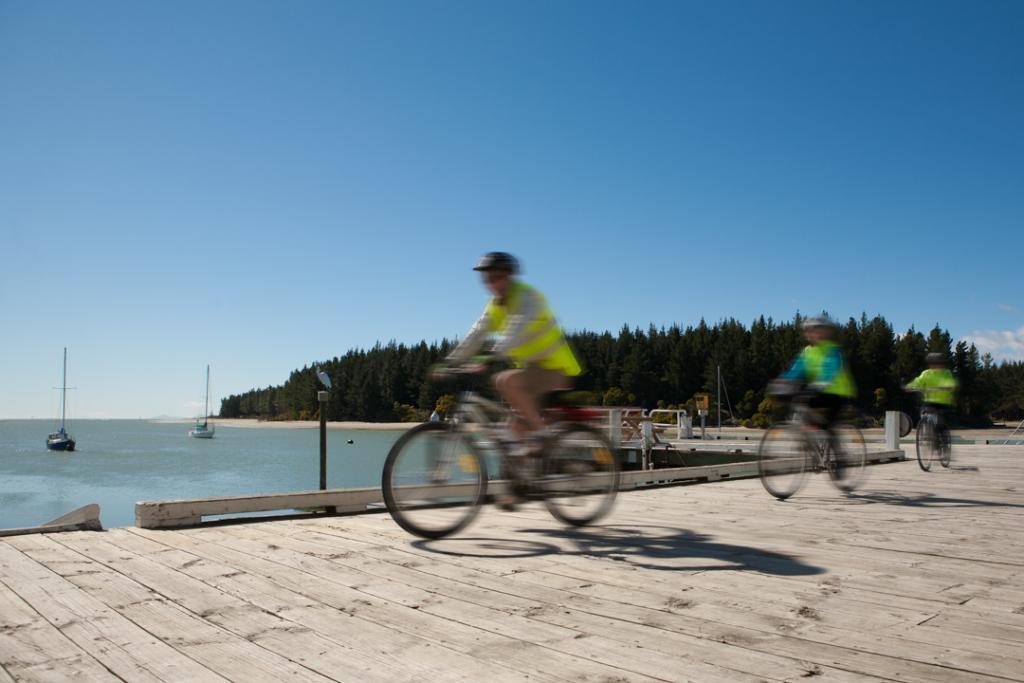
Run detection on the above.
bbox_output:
[473,251,519,274]
[926,352,947,365]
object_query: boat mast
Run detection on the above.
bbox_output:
[61,347,68,432]
[204,364,210,425]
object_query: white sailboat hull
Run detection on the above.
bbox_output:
[189,426,215,439]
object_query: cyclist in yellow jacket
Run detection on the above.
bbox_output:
[781,316,857,430]
[445,252,581,445]
[906,352,958,422]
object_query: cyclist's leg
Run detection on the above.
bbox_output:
[494,367,569,508]
[927,403,952,457]
[923,403,945,437]
[495,367,570,437]
[815,393,844,459]
[495,369,534,440]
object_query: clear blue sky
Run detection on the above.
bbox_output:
[2,1,1022,418]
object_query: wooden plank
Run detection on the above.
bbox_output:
[0,563,120,682]
[105,529,545,683]
[126,527,678,683]
[223,523,887,683]
[135,486,385,528]
[296,450,1024,679]
[0,504,102,538]
[6,534,337,683]
[279,516,1022,682]
[178,526,749,683]
[0,541,227,683]
[300,522,1009,683]
[47,531,448,683]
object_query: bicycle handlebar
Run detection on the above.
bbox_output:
[430,355,504,380]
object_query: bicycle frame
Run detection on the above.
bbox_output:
[450,391,512,454]
[788,403,837,470]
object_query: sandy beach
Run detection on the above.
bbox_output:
[153,418,416,431]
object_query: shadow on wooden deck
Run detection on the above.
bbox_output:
[847,490,1024,509]
[413,523,827,576]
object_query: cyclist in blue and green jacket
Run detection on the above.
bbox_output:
[782,316,857,430]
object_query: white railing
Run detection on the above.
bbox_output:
[646,409,692,440]
[600,407,645,448]
[593,407,692,470]
[592,407,692,448]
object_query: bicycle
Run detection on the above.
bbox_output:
[757,384,867,500]
[909,388,952,471]
[381,363,621,539]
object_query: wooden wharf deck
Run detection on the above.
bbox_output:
[2,443,1023,682]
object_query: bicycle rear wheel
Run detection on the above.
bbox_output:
[540,423,620,526]
[382,422,487,539]
[828,422,867,492]
[758,422,809,500]
[916,419,937,472]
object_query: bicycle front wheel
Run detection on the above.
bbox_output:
[382,422,487,539]
[540,424,620,527]
[828,422,867,493]
[916,419,936,472]
[758,422,809,500]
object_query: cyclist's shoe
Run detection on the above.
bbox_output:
[496,493,521,511]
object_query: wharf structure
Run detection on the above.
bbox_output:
[2,443,1023,682]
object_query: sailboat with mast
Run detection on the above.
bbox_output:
[46,347,76,452]
[189,364,215,439]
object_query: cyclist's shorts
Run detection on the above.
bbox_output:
[504,366,572,398]
[807,392,844,427]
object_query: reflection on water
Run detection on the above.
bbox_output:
[0,420,404,529]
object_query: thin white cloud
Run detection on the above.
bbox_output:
[964,326,1024,362]
[997,303,1020,315]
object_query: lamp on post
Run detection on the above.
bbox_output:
[316,369,334,514]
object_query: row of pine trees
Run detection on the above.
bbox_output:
[219,315,1024,426]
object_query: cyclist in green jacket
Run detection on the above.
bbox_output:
[905,352,958,422]
[781,316,857,431]
[445,252,582,446]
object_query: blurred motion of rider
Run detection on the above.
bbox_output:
[905,352,958,427]
[445,252,582,451]
[781,316,857,435]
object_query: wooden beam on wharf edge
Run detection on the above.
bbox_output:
[134,448,906,529]
[3,443,1023,682]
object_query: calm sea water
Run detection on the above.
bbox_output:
[0,420,405,530]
